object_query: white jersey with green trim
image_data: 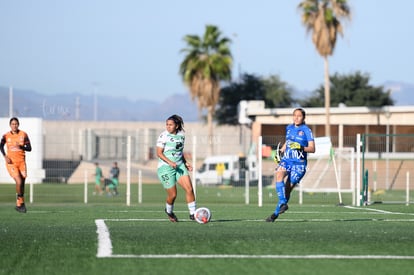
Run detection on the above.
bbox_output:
[156,130,185,168]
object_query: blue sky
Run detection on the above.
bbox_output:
[0,0,412,102]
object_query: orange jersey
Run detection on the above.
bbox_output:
[1,130,30,162]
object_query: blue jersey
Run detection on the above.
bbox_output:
[283,123,314,164]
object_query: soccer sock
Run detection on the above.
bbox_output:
[187,201,196,215]
[276,182,287,204]
[165,203,173,213]
[16,194,24,206]
[274,182,286,215]
[285,184,291,202]
[286,193,291,203]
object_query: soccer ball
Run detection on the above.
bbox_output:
[194,207,211,224]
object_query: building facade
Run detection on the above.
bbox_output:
[241,101,414,153]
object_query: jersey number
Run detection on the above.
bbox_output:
[161,174,169,182]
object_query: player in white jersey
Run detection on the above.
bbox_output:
[156,114,196,222]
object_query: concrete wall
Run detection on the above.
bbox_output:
[43,120,253,161]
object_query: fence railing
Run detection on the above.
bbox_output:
[0,132,413,207]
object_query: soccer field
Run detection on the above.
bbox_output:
[0,184,413,275]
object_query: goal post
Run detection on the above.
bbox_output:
[298,137,356,206]
[359,133,414,205]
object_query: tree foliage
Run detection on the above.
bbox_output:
[179,25,232,154]
[262,75,296,108]
[179,25,232,110]
[215,73,295,125]
[299,71,394,107]
[298,0,351,137]
[299,0,351,57]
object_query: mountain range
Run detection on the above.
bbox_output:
[0,82,413,122]
[0,87,200,121]
[383,81,414,106]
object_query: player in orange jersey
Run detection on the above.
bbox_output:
[0,117,32,213]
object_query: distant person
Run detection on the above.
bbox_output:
[0,117,32,213]
[93,162,103,195]
[156,114,196,222]
[106,161,120,196]
[266,108,315,222]
[216,162,225,184]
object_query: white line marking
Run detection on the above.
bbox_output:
[344,205,414,216]
[95,219,113,257]
[101,218,414,222]
[95,218,414,259]
[102,254,414,260]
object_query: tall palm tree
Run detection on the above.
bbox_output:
[180,25,232,155]
[298,0,351,137]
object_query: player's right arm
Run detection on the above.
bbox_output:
[0,135,6,157]
[272,142,282,164]
[156,132,176,168]
[157,146,176,168]
[0,135,12,164]
[280,142,286,153]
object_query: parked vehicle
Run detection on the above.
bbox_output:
[195,154,258,186]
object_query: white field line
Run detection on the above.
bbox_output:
[95,217,414,259]
[102,218,414,222]
[344,205,414,216]
[107,254,414,260]
[107,209,414,216]
[95,219,113,258]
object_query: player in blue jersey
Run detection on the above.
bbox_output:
[156,114,196,222]
[266,108,315,222]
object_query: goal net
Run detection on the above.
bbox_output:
[297,137,356,206]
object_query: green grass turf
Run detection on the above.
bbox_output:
[0,183,413,275]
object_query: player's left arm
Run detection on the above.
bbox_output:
[21,134,32,152]
[304,140,315,153]
[303,128,315,153]
[182,155,193,172]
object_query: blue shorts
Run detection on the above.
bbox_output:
[277,161,307,185]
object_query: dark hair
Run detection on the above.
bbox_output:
[9,117,19,125]
[167,114,185,132]
[293,108,306,124]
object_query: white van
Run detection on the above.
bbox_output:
[195,155,258,186]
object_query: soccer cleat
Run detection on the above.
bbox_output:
[279,204,289,214]
[265,213,278,222]
[189,214,195,221]
[15,203,27,213]
[165,209,178,222]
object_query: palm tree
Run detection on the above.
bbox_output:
[298,0,351,137]
[180,25,232,155]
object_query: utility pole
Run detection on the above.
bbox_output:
[75,96,80,120]
[93,82,98,121]
[9,86,13,117]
